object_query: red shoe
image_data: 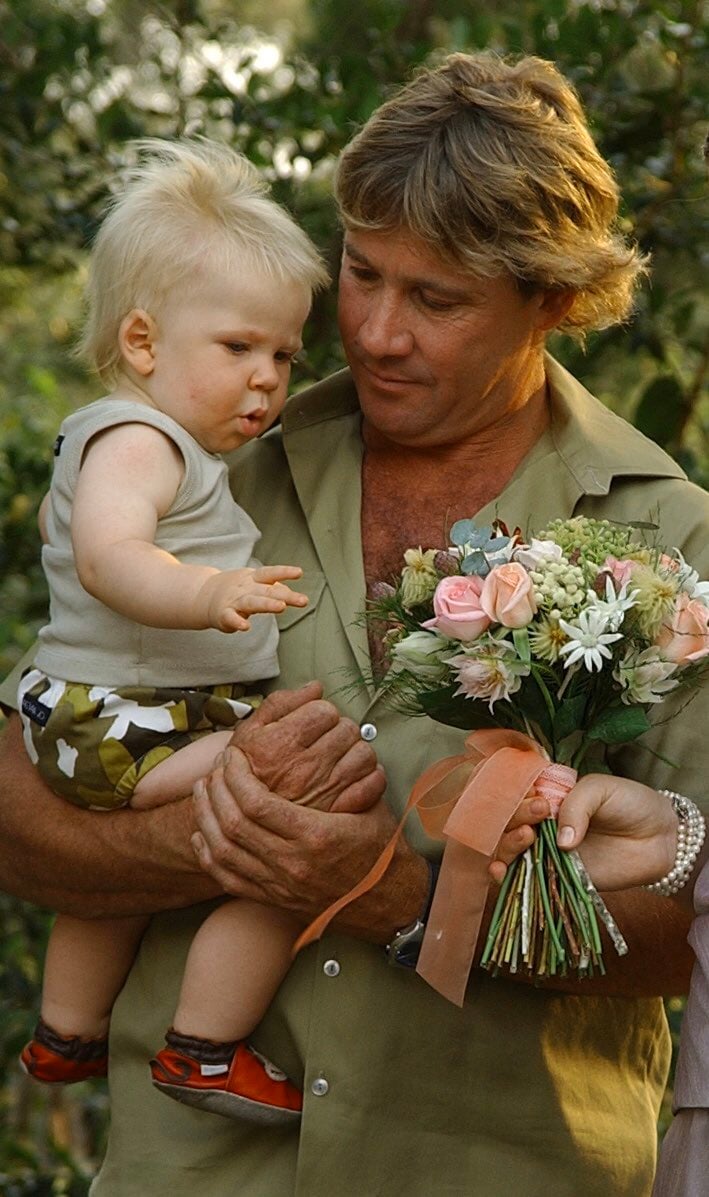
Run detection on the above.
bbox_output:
[20,1030,108,1084]
[150,1041,302,1124]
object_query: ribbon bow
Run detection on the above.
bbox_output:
[295,729,576,1006]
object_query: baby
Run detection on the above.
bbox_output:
[18,138,330,1124]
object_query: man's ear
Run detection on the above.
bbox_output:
[536,288,576,333]
[119,309,157,376]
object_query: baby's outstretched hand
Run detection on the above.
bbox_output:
[199,565,308,632]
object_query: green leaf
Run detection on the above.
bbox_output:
[512,626,531,664]
[419,685,498,731]
[587,705,651,744]
[553,692,587,741]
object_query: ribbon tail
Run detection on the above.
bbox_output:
[292,820,405,958]
[416,839,489,1006]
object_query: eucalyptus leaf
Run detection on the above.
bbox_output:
[449,519,479,546]
[461,551,489,576]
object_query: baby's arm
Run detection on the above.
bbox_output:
[38,492,50,544]
[71,422,307,631]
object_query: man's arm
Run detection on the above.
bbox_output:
[0,715,216,916]
[0,684,389,918]
[487,782,699,997]
[194,748,696,998]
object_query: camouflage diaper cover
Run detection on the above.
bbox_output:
[18,667,259,810]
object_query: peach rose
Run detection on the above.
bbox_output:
[422,575,491,641]
[480,562,537,628]
[655,593,709,664]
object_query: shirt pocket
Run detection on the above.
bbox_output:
[274,569,328,691]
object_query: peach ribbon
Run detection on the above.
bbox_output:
[294,728,576,1006]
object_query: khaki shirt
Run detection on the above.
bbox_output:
[3,357,709,1196]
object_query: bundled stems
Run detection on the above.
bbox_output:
[481,816,620,979]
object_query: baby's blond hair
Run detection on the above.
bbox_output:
[79,139,329,381]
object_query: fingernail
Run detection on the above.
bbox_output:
[557,826,574,847]
[191,833,204,855]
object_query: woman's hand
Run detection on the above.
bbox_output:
[490,775,680,892]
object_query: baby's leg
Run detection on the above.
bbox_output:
[42,912,150,1038]
[22,912,149,1083]
[174,899,300,1041]
[131,729,233,809]
[151,900,304,1123]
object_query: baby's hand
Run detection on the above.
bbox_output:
[199,565,308,632]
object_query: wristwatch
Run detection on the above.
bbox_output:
[385,859,440,969]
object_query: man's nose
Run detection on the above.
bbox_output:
[358,294,413,358]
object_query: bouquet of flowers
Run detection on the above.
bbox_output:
[367,516,709,984]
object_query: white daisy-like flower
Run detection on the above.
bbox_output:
[672,548,709,607]
[586,575,638,632]
[613,646,679,705]
[558,609,623,671]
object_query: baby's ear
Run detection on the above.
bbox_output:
[119,309,157,376]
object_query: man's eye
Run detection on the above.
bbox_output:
[419,293,456,312]
[349,265,377,284]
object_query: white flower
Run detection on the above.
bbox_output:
[514,539,564,570]
[447,639,530,710]
[613,646,679,704]
[672,548,709,607]
[586,575,638,632]
[558,609,623,671]
[390,630,451,679]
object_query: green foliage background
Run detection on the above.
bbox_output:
[0,0,706,1189]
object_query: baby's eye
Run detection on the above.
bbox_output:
[274,349,299,364]
[225,341,248,354]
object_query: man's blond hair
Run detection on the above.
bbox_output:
[80,138,329,381]
[336,52,647,334]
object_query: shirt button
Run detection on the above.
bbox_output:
[323,959,340,977]
[311,1077,329,1097]
[360,722,377,741]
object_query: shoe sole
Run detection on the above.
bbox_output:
[152,1080,302,1125]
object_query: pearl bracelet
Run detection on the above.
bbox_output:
[644,790,706,897]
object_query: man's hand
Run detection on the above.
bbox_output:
[229,681,385,813]
[191,682,429,939]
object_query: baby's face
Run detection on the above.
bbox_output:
[146,270,311,454]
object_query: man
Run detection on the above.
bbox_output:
[2,51,708,1195]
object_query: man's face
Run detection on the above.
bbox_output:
[337,227,553,449]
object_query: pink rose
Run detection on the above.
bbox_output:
[480,562,537,628]
[422,575,491,641]
[603,556,635,587]
[655,594,709,664]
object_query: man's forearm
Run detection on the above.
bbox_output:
[0,715,219,917]
[477,882,694,998]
